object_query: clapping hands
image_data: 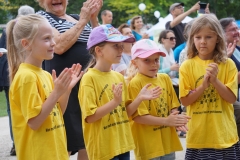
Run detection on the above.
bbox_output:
[138,84,162,101]
[203,63,219,88]
[52,63,83,96]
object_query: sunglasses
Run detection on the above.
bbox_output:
[164,37,176,41]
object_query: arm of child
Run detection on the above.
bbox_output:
[207,63,236,103]
[126,84,162,117]
[28,64,83,130]
[180,77,209,106]
[85,83,123,123]
[180,70,210,106]
[133,111,190,126]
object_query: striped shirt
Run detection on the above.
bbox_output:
[36,10,91,42]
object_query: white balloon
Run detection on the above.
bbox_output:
[159,17,163,22]
[154,11,160,18]
[138,3,146,11]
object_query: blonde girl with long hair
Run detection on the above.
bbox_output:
[179,14,240,159]
[7,14,83,160]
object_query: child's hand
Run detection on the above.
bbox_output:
[138,84,162,101]
[112,83,123,105]
[206,63,218,84]
[176,124,189,132]
[52,64,83,93]
[165,111,190,127]
[68,63,84,90]
[52,68,73,96]
[202,73,210,89]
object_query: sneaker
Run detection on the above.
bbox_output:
[10,145,16,156]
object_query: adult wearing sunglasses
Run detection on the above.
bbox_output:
[158,30,179,81]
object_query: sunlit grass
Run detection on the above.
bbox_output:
[0,91,8,117]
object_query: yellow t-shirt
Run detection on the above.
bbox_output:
[128,73,182,160]
[9,63,68,160]
[179,56,239,149]
[79,68,135,160]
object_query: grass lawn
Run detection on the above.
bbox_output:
[0,91,8,117]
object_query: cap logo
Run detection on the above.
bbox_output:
[104,25,121,39]
[146,39,154,47]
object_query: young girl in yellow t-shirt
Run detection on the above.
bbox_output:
[7,14,83,160]
[179,14,240,159]
[78,24,162,160]
[126,39,190,160]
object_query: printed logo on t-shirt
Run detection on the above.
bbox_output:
[99,83,129,130]
[151,88,169,117]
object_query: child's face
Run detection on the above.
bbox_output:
[193,27,218,60]
[29,20,55,63]
[99,42,123,64]
[134,53,160,78]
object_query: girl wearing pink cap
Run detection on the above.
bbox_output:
[78,24,162,160]
[126,39,190,160]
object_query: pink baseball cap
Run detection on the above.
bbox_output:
[131,39,166,60]
[87,24,135,49]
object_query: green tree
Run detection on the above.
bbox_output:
[2,0,240,26]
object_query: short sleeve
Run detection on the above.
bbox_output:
[128,83,149,119]
[225,59,238,97]
[165,21,171,29]
[79,80,98,120]
[179,62,192,98]
[11,81,42,123]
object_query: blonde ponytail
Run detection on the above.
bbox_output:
[125,61,138,84]
[6,19,24,83]
[6,14,47,82]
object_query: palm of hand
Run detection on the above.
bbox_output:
[68,74,79,90]
[140,87,160,100]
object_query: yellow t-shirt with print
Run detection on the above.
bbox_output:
[79,68,135,160]
[179,56,239,149]
[9,63,68,160]
[128,73,182,160]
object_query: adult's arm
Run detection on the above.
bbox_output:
[169,2,200,28]
[53,0,102,55]
[89,0,102,28]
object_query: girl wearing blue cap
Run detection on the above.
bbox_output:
[78,24,162,160]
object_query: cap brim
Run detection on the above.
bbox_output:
[106,36,136,43]
[137,49,166,59]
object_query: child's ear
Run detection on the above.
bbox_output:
[95,46,103,57]
[21,39,31,51]
[131,60,137,66]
